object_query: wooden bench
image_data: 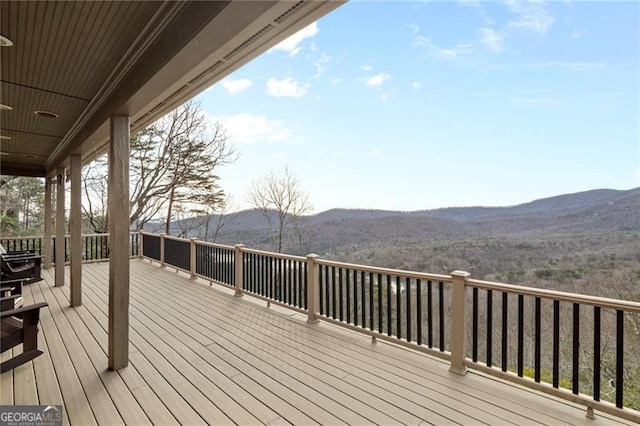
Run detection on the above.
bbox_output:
[1,300,48,373]
[0,245,43,285]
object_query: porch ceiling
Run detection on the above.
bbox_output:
[0,0,344,177]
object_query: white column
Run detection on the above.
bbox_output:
[43,177,52,269]
[70,154,82,306]
[55,168,65,287]
[108,115,130,371]
[449,270,470,375]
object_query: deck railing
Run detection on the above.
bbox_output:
[137,231,640,422]
[136,231,640,422]
[1,233,140,263]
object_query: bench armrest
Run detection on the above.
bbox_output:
[1,302,48,318]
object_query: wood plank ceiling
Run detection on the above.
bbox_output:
[0,0,344,177]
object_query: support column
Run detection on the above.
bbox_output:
[108,115,130,371]
[70,155,82,307]
[306,254,320,323]
[449,270,470,375]
[234,244,244,296]
[43,177,52,269]
[55,168,65,287]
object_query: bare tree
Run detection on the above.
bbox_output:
[246,167,313,253]
[82,100,236,232]
[81,157,108,232]
[131,100,235,232]
[190,193,238,242]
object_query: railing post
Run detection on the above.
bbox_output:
[306,254,320,323]
[450,270,470,375]
[190,238,198,279]
[160,233,166,267]
[234,244,244,297]
[138,231,143,259]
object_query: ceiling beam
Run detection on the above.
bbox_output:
[0,162,46,177]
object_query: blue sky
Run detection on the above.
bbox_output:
[196,0,639,213]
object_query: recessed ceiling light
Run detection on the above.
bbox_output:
[0,35,13,47]
[34,110,59,119]
[0,135,10,140]
[0,104,12,111]
[0,152,11,156]
[22,154,39,159]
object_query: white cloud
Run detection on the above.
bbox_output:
[411,82,423,90]
[220,78,252,95]
[214,113,291,144]
[415,36,473,58]
[505,0,555,34]
[366,72,391,88]
[330,77,343,85]
[271,22,318,57]
[266,77,308,98]
[361,64,373,71]
[380,91,394,100]
[312,53,331,79]
[478,27,503,52]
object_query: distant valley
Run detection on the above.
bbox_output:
[153,187,639,297]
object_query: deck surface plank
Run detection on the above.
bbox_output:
[2,260,633,425]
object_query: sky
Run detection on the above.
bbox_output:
[196,0,640,213]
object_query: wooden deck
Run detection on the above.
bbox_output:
[1,260,631,425]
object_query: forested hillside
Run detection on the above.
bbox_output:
[158,187,639,298]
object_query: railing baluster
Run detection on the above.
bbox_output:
[319,263,324,315]
[593,306,600,400]
[326,266,331,316]
[369,272,375,331]
[347,269,353,325]
[553,300,560,388]
[332,266,337,319]
[427,280,433,348]
[472,287,478,362]
[354,271,367,328]
[439,281,444,351]
[406,277,411,342]
[487,289,493,367]
[572,303,580,395]
[289,259,293,305]
[534,297,541,382]
[616,309,624,408]
[416,279,422,346]
[396,276,401,338]
[339,267,344,322]
[386,275,392,336]
[518,294,524,377]
[353,270,358,327]
[277,257,282,301]
[502,291,508,372]
[377,273,382,333]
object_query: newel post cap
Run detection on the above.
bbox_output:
[451,270,471,279]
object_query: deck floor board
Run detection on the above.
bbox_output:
[1,260,632,425]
